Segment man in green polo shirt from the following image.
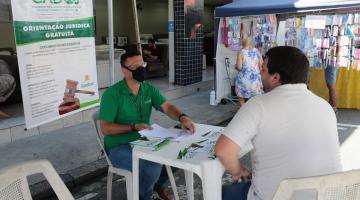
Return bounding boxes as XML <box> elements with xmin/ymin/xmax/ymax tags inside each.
<box><xmin>99</xmin><ymin>50</ymin><xmax>195</xmax><ymax>200</ymax></box>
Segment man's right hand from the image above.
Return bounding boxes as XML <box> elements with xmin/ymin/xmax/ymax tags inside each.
<box><xmin>134</xmin><ymin>123</ymin><xmax>152</xmax><ymax>131</ymax></box>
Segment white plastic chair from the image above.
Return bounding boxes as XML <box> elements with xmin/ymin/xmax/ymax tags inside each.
<box><xmin>92</xmin><ymin>110</ymin><xmax>179</xmax><ymax>200</ymax></box>
<box><xmin>92</xmin><ymin>111</ymin><xmax>133</xmax><ymax>200</ymax></box>
<box><xmin>0</xmin><ymin>159</ymin><xmax>74</xmax><ymax>200</ymax></box>
<box><xmin>273</xmin><ymin>169</ymin><xmax>360</xmax><ymax>200</ymax></box>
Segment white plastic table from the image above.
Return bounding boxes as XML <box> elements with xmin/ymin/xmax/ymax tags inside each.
<box><xmin>132</xmin><ymin>124</ymin><xmax>226</xmax><ymax>200</ymax></box>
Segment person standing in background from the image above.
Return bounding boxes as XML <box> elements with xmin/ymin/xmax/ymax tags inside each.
<box><xmin>325</xmin><ymin>66</ymin><xmax>338</xmax><ymax>113</ymax></box>
<box><xmin>234</xmin><ymin>37</ymin><xmax>263</xmax><ymax>106</ymax></box>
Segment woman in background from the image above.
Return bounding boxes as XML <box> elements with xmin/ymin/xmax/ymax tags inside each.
<box><xmin>235</xmin><ymin>37</ymin><xmax>263</xmax><ymax>106</ymax></box>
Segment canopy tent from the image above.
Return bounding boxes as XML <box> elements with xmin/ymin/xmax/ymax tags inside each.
<box><xmin>215</xmin><ymin>0</ymin><xmax>360</xmax><ymax>17</ymax></box>
<box><xmin>214</xmin><ymin>0</ymin><xmax>360</xmax><ymax>109</ymax></box>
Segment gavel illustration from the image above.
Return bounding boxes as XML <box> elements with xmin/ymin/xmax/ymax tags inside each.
<box><xmin>62</xmin><ymin>79</ymin><xmax>95</xmax><ymax>103</ymax></box>
<box><xmin>59</xmin><ymin>79</ymin><xmax>95</xmax><ymax>115</ymax></box>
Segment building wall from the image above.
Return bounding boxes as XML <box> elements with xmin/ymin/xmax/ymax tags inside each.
<box><xmin>204</xmin><ymin>5</ymin><xmax>215</xmax><ymax>33</ymax></box>
<box><xmin>94</xmin><ymin>0</ymin><xmax>136</xmax><ymax>44</ymax></box>
<box><xmin>174</xmin><ymin>0</ymin><xmax>203</xmax><ymax>85</ymax></box>
<box><xmin>0</xmin><ymin>22</ymin><xmax>16</xmax><ymax>49</ymax></box>
<box><xmin>0</xmin><ymin>1</ymin><xmax>214</xmax><ymax>48</ymax></box>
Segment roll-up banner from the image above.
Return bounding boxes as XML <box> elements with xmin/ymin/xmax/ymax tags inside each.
<box><xmin>11</xmin><ymin>0</ymin><xmax>99</xmax><ymax>129</ymax></box>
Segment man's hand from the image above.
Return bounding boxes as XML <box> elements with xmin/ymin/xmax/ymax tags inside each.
<box><xmin>180</xmin><ymin>116</ymin><xmax>195</xmax><ymax>133</ymax></box>
<box><xmin>231</xmin><ymin>166</ymin><xmax>251</xmax><ymax>183</ymax></box>
<box><xmin>134</xmin><ymin>123</ymin><xmax>152</xmax><ymax>131</ymax></box>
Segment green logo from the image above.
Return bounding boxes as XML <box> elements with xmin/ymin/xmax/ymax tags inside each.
<box><xmin>32</xmin><ymin>0</ymin><xmax>79</xmax><ymax>4</ymax></box>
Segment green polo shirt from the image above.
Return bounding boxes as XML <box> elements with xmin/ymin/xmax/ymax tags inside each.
<box><xmin>99</xmin><ymin>79</ymin><xmax>166</xmax><ymax>151</ymax></box>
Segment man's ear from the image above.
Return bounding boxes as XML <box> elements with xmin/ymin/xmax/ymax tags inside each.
<box><xmin>121</xmin><ymin>67</ymin><xmax>127</xmax><ymax>75</ymax></box>
<box><xmin>272</xmin><ymin>73</ymin><xmax>281</xmax><ymax>85</ymax></box>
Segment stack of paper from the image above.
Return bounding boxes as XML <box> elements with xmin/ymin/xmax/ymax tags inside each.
<box><xmin>139</xmin><ymin>124</ymin><xmax>192</xmax><ymax>141</ymax></box>
<box><xmin>130</xmin><ymin>137</ymin><xmax>170</xmax><ymax>151</ymax></box>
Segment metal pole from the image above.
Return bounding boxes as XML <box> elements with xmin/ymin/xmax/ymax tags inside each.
<box><xmin>168</xmin><ymin>0</ymin><xmax>175</xmax><ymax>83</ymax></box>
<box><xmin>107</xmin><ymin>0</ymin><xmax>114</xmax><ymax>85</ymax></box>
<box><xmin>132</xmin><ymin>0</ymin><xmax>142</xmax><ymax>53</ymax></box>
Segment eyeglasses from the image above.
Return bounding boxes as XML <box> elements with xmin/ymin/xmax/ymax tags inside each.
<box><xmin>124</xmin><ymin>62</ymin><xmax>147</xmax><ymax>70</ymax></box>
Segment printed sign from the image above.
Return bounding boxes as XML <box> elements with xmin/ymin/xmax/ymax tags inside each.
<box><xmin>11</xmin><ymin>0</ymin><xmax>99</xmax><ymax>128</ymax></box>
<box><xmin>168</xmin><ymin>21</ymin><xmax>174</xmax><ymax>32</ymax></box>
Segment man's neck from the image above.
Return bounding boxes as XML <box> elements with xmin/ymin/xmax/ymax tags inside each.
<box><xmin>125</xmin><ymin>78</ymin><xmax>140</xmax><ymax>95</ymax></box>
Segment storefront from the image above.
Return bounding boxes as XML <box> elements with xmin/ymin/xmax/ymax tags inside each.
<box><xmin>214</xmin><ymin>0</ymin><xmax>360</xmax><ymax>109</ymax></box>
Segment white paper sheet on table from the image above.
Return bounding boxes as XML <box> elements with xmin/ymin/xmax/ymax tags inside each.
<box><xmin>139</xmin><ymin>124</ymin><xmax>192</xmax><ymax>141</ymax></box>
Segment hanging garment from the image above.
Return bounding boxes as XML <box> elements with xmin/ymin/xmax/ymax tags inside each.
<box><xmin>329</xmin><ymin>36</ymin><xmax>337</xmax><ymax>47</ymax></box>
<box><xmin>353</xmin><ymin>48</ymin><xmax>360</xmax><ymax>59</ymax></box>
<box><xmin>354</xmin><ymin>13</ymin><xmax>360</xmax><ymax>24</ymax></box>
<box><xmin>326</xmin><ymin>15</ymin><xmax>333</xmax><ymax>26</ymax></box>
<box><xmin>339</xmin><ymin>25</ymin><xmax>346</xmax><ymax>36</ymax></box>
<box><xmin>338</xmin><ymin>36</ymin><xmax>350</xmax><ymax>46</ymax></box>
<box><xmin>332</xmin><ymin>25</ymin><xmax>339</xmax><ymax>36</ymax></box>
<box><xmin>329</xmin><ymin>47</ymin><xmax>337</xmax><ymax>57</ymax></box>
<box><xmin>222</xmin><ymin>17</ymin><xmax>229</xmax><ymax>48</ymax></box>
<box><xmin>338</xmin><ymin>57</ymin><xmax>350</xmax><ymax>68</ymax></box>
<box><xmin>346</xmin><ymin>25</ymin><xmax>354</xmax><ymax>36</ymax></box>
<box><xmin>315</xmin><ymin>38</ymin><xmax>322</xmax><ymax>48</ymax></box>
<box><xmin>354</xmin><ymin>37</ymin><xmax>360</xmax><ymax>47</ymax></box>
<box><xmin>324</xmin><ymin>25</ymin><xmax>331</xmax><ymax>37</ymax></box>
<box><xmin>321</xmin><ymin>38</ymin><xmax>330</xmax><ymax>49</ymax></box>
<box><xmin>353</xmin><ymin>25</ymin><xmax>360</xmax><ymax>36</ymax></box>
<box><xmin>332</xmin><ymin>15</ymin><xmax>342</xmax><ymax>25</ymax></box>
<box><xmin>338</xmin><ymin>46</ymin><xmax>350</xmax><ymax>57</ymax></box>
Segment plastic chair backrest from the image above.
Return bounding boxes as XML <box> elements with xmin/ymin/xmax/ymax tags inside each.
<box><xmin>273</xmin><ymin>169</ymin><xmax>360</xmax><ymax>200</ymax></box>
<box><xmin>92</xmin><ymin>110</ymin><xmax>113</xmax><ymax>167</ymax></box>
<box><xmin>0</xmin><ymin>159</ymin><xmax>74</xmax><ymax>200</ymax></box>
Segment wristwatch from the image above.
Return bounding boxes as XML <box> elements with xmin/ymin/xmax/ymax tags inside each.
<box><xmin>178</xmin><ymin>113</ymin><xmax>188</xmax><ymax>122</ymax></box>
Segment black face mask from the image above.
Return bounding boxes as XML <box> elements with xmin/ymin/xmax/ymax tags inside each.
<box><xmin>125</xmin><ymin>67</ymin><xmax>145</xmax><ymax>82</ymax></box>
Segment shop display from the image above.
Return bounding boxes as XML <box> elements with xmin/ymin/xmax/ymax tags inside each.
<box><xmin>284</xmin><ymin>13</ymin><xmax>360</xmax><ymax>71</ymax></box>
<box><xmin>221</xmin><ymin>15</ymin><xmax>277</xmax><ymax>54</ymax></box>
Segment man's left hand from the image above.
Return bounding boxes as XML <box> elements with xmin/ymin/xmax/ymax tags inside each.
<box><xmin>180</xmin><ymin>116</ymin><xmax>195</xmax><ymax>133</ymax></box>
<box><xmin>231</xmin><ymin>166</ymin><xmax>251</xmax><ymax>183</ymax></box>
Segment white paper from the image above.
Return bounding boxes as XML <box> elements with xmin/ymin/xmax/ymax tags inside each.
<box><xmin>305</xmin><ymin>15</ymin><xmax>326</xmax><ymax>29</ymax></box>
<box><xmin>139</xmin><ymin>124</ymin><xmax>192</xmax><ymax>140</ymax></box>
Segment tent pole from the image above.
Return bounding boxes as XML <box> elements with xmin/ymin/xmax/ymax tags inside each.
<box><xmin>132</xmin><ymin>0</ymin><xmax>142</xmax><ymax>53</ymax></box>
<box><xmin>107</xmin><ymin>0</ymin><xmax>114</xmax><ymax>85</ymax></box>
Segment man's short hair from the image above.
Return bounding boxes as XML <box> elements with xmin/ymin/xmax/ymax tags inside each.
<box><xmin>265</xmin><ymin>46</ymin><xmax>309</xmax><ymax>84</ymax></box>
<box><xmin>148</xmin><ymin>38</ymin><xmax>156</xmax><ymax>44</ymax></box>
<box><xmin>120</xmin><ymin>50</ymin><xmax>141</xmax><ymax>67</ymax></box>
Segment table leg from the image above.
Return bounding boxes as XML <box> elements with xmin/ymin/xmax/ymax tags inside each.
<box><xmin>200</xmin><ymin>161</ymin><xmax>224</xmax><ymax>200</ymax></box>
<box><xmin>184</xmin><ymin>170</ymin><xmax>194</xmax><ymax>200</ymax></box>
<box><xmin>165</xmin><ymin>165</ymin><xmax>179</xmax><ymax>200</ymax></box>
<box><xmin>132</xmin><ymin>153</ymin><xmax>140</xmax><ymax>200</ymax></box>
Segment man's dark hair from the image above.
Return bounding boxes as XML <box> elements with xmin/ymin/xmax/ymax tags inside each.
<box><xmin>120</xmin><ymin>50</ymin><xmax>141</xmax><ymax>67</ymax></box>
<box><xmin>148</xmin><ymin>38</ymin><xmax>156</xmax><ymax>44</ymax></box>
<box><xmin>265</xmin><ymin>46</ymin><xmax>309</xmax><ymax>84</ymax></box>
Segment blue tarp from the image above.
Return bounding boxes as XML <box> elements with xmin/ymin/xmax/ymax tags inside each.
<box><xmin>215</xmin><ymin>0</ymin><xmax>360</xmax><ymax>17</ymax></box>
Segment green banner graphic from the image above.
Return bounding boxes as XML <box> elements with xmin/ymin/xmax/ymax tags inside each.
<box><xmin>14</xmin><ymin>17</ymin><xmax>95</xmax><ymax>45</ymax></box>
<box><xmin>80</xmin><ymin>99</ymin><xmax>99</xmax><ymax>108</ymax></box>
